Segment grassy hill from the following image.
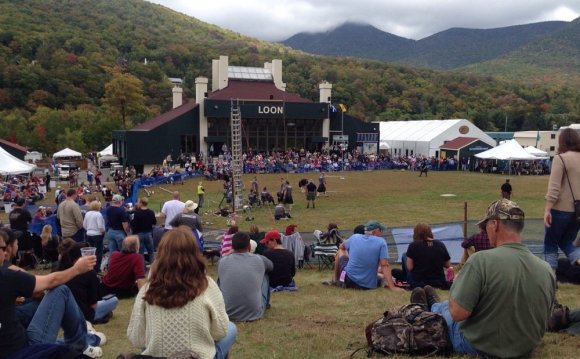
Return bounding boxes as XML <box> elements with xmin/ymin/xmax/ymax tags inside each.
<box><xmin>0</xmin><ymin>0</ymin><xmax>578</xmax><ymax>155</ymax></box>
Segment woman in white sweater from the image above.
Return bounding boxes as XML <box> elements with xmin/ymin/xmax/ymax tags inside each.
<box><xmin>83</xmin><ymin>200</ymin><xmax>106</xmax><ymax>272</ymax></box>
<box><xmin>127</xmin><ymin>227</ymin><xmax>236</xmax><ymax>359</ymax></box>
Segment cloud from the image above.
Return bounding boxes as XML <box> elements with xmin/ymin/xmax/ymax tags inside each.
<box><xmin>149</xmin><ymin>0</ymin><xmax>580</xmax><ymax>41</ymax></box>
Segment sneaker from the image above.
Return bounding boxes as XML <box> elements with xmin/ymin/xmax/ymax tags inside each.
<box><xmin>410</xmin><ymin>287</ymin><xmax>428</xmax><ymax>307</ymax></box>
<box><xmin>91</xmin><ymin>331</ymin><xmax>107</xmax><ymax>346</ymax></box>
<box><xmin>424</xmin><ymin>285</ymin><xmax>441</xmax><ymax>309</ymax></box>
<box><xmin>83</xmin><ymin>345</ymin><xmax>102</xmax><ymax>358</ymax></box>
<box><xmin>85</xmin><ymin>320</ymin><xmax>95</xmax><ymax>333</ymax></box>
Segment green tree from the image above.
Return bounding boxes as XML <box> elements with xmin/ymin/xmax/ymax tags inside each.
<box><xmin>102</xmin><ymin>71</ymin><xmax>145</xmax><ymax>129</ymax></box>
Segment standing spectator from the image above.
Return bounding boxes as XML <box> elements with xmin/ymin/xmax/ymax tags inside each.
<box><xmin>128</xmin><ymin>227</ymin><xmax>236</xmax><ymax>358</ymax></box>
<box><xmin>102</xmin><ymin>236</ymin><xmax>145</xmax><ymax>298</ymax></box>
<box><xmin>218</xmin><ymin>232</ymin><xmax>273</xmax><ymax>321</ymax></box>
<box><xmin>131</xmin><ymin>197</ymin><xmax>157</xmax><ymax>267</ymax></box>
<box><xmin>160</xmin><ymin>191</ymin><xmax>185</xmax><ymax>230</ymax></box>
<box><xmin>544</xmin><ymin>128</ymin><xmax>580</xmax><ymax>269</ymax></box>
<box><xmin>262</xmin><ymin>230</ymin><xmax>296</xmax><ymax>288</ymax></box>
<box><xmin>57</xmin><ymin>189</ymin><xmax>85</xmax><ymax>242</ymax></box>
<box><xmin>170</xmin><ymin>200</ymin><xmax>203</xmax><ymax>233</ymax></box>
<box><xmin>45</xmin><ymin>171</ymin><xmax>51</xmax><ymax>193</ymax></box>
<box><xmin>83</xmin><ymin>200</ymin><xmax>106</xmax><ymax>272</ymax></box>
<box><xmin>105</xmin><ymin>194</ymin><xmax>129</xmax><ymax>253</ymax></box>
<box><xmin>501</xmin><ymin>179</ymin><xmax>512</xmax><ymax>199</ymax></box>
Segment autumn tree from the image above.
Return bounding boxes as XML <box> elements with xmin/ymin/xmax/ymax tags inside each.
<box><xmin>102</xmin><ymin>71</ymin><xmax>145</xmax><ymax>129</ymax></box>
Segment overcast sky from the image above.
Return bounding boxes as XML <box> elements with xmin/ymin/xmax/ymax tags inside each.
<box><xmin>148</xmin><ymin>0</ymin><xmax>579</xmax><ymax>41</ymax></box>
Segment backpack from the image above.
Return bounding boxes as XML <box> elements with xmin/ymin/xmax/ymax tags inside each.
<box><xmin>360</xmin><ymin>303</ymin><xmax>451</xmax><ymax>357</ymax></box>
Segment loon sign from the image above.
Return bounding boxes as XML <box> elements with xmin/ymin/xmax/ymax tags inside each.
<box><xmin>242</xmin><ymin>104</ymin><xmax>285</xmax><ymax>118</ymax></box>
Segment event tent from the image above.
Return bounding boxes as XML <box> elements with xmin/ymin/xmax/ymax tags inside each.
<box><xmin>524</xmin><ymin>146</ymin><xmax>549</xmax><ymax>159</ymax></box>
<box><xmin>52</xmin><ymin>147</ymin><xmax>82</xmax><ymax>159</ymax></box>
<box><xmin>475</xmin><ymin>139</ymin><xmax>537</xmax><ymax>161</ymax></box>
<box><xmin>99</xmin><ymin>144</ymin><xmax>113</xmax><ymax>156</ymax></box>
<box><xmin>0</xmin><ymin>146</ymin><xmax>36</xmax><ymax>175</ymax></box>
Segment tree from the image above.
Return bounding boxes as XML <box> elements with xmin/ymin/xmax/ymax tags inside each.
<box><xmin>102</xmin><ymin>72</ymin><xmax>145</xmax><ymax>129</ymax></box>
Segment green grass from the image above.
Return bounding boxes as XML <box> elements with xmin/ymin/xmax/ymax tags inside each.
<box><xmin>3</xmin><ymin>170</ymin><xmax>579</xmax><ymax>358</ymax></box>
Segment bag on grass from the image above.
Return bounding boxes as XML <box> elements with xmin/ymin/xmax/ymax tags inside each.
<box><xmin>360</xmin><ymin>303</ymin><xmax>451</xmax><ymax>357</ymax></box>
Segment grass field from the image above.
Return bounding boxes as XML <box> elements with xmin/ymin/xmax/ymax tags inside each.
<box><xmin>3</xmin><ymin>170</ymin><xmax>580</xmax><ymax>358</ymax></box>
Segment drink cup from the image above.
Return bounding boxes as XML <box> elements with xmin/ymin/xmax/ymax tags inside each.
<box><xmin>81</xmin><ymin>247</ymin><xmax>97</xmax><ymax>257</ymax></box>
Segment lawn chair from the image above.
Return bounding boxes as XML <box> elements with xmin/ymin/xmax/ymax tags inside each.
<box><xmin>312</xmin><ymin>229</ymin><xmax>341</xmax><ymax>270</ymax></box>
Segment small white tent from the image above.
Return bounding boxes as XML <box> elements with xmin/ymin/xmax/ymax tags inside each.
<box><xmin>53</xmin><ymin>147</ymin><xmax>82</xmax><ymax>159</ymax></box>
<box><xmin>0</xmin><ymin>146</ymin><xmax>36</xmax><ymax>175</ymax></box>
<box><xmin>475</xmin><ymin>140</ymin><xmax>537</xmax><ymax>161</ymax></box>
<box><xmin>524</xmin><ymin>146</ymin><xmax>549</xmax><ymax>159</ymax></box>
<box><xmin>99</xmin><ymin>144</ymin><xmax>113</xmax><ymax>156</ymax></box>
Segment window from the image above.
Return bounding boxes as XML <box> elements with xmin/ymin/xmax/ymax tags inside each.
<box><xmin>551</xmin><ymin>134</ymin><xmax>556</xmax><ymax>139</ymax></box>
<box><xmin>550</xmin><ymin>146</ymin><xmax>555</xmax><ymax>151</ymax></box>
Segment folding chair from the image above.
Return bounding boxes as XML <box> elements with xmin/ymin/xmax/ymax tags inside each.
<box><xmin>312</xmin><ymin>229</ymin><xmax>339</xmax><ymax>270</ymax></box>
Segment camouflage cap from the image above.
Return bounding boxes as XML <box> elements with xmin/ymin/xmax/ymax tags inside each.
<box><xmin>477</xmin><ymin>198</ymin><xmax>525</xmax><ymax>225</ymax></box>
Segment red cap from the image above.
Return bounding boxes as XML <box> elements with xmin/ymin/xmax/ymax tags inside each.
<box><xmin>285</xmin><ymin>224</ymin><xmax>298</xmax><ymax>235</ymax></box>
<box><xmin>260</xmin><ymin>230</ymin><xmax>281</xmax><ymax>244</ymax></box>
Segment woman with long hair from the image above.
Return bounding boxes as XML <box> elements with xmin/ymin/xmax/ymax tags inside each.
<box><xmin>544</xmin><ymin>128</ymin><xmax>580</xmax><ymax>270</ymax></box>
<box><xmin>404</xmin><ymin>223</ymin><xmax>451</xmax><ymax>289</ymax></box>
<box><xmin>127</xmin><ymin>227</ymin><xmax>236</xmax><ymax>358</ymax></box>
<box><xmin>39</xmin><ymin>224</ymin><xmax>59</xmax><ymax>268</ymax></box>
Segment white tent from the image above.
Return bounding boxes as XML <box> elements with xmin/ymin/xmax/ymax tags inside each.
<box><xmin>99</xmin><ymin>144</ymin><xmax>113</xmax><ymax>156</ymax></box>
<box><xmin>53</xmin><ymin>147</ymin><xmax>82</xmax><ymax>159</ymax></box>
<box><xmin>379</xmin><ymin>141</ymin><xmax>391</xmax><ymax>150</ymax></box>
<box><xmin>475</xmin><ymin>140</ymin><xmax>537</xmax><ymax>161</ymax></box>
<box><xmin>0</xmin><ymin>146</ymin><xmax>36</xmax><ymax>175</ymax></box>
<box><xmin>524</xmin><ymin>146</ymin><xmax>549</xmax><ymax>158</ymax></box>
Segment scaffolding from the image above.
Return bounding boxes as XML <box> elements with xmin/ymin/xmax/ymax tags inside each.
<box><xmin>230</xmin><ymin>99</ymin><xmax>244</xmax><ymax>212</ymax></box>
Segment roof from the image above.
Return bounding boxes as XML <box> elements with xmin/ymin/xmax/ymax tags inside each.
<box><xmin>440</xmin><ymin>137</ymin><xmax>479</xmax><ymax>150</ymax></box>
<box><xmin>208</xmin><ymin>80</ymin><xmax>311</xmax><ymax>103</ymax></box>
<box><xmin>132</xmin><ymin>101</ymin><xmax>197</xmax><ymax>131</ymax></box>
<box><xmin>378</xmin><ymin>120</ymin><xmax>463</xmax><ymax>142</ymax></box>
<box><xmin>0</xmin><ymin>139</ymin><xmax>28</xmax><ymax>153</ymax></box>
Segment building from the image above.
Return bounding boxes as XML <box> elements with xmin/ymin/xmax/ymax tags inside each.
<box><xmin>377</xmin><ymin>120</ymin><xmax>495</xmax><ymax>158</ymax></box>
<box><xmin>439</xmin><ymin>137</ymin><xmax>494</xmax><ymax>169</ymax></box>
<box><xmin>0</xmin><ymin>139</ymin><xmax>27</xmax><ymax>160</ymax></box>
<box><xmin>513</xmin><ymin>130</ymin><xmax>558</xmax><ymax>158</ymax></box>
<box><xmin>113</xmin><ymin>56</ymin><xmax>376</xmax><ymax>171</ymax></box>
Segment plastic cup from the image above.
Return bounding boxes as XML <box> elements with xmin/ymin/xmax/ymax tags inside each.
<box><xmin>81</xmin><ymin>247</ymin><xmax>96</xmax><ymax>257</ymax></box>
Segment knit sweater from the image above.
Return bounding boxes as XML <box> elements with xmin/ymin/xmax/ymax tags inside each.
<box><xmin>56</xmin><ymin>199</ymin><xmax>83</xmax><ymax>237</ymax></box>
<box><xmin>127</xmin><ymin>277</ymin><xmax>229</xmax><ymax>359</ymax></box>
<box><xmin>546</xmin><ymin>151</ymin><xmax>580</xmax><ymax>212</ymax></box>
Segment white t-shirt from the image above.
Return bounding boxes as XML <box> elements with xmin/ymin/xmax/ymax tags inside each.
<box><xmin>161</xmin><ymin>200</ymin><xmax>185</xmax><ymax>229</ymax></box>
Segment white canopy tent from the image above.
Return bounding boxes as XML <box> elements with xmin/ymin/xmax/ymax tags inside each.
<box><xmin>99</xmin><ymin>144</ymin><xmax>113</xmax><ymax>156</ymax></box>
<box><xmin>0</xmin><ymin>146</ymin><xmax>36</xmax><ymax>175</ymax></box>
<box><xmin>52</xmin><ymin>147</ymin><xmax>82</xmax><ymax>159</ymax></box>
<box><xmin>524</xmin><ymin>146</ymin><xmax>549</xmax><ymax>159</ymax></box>
<box><xmin>475</xmin><ymin>140</ymin><xmax>537</xmax><ymax>161</ymax></box>
<box><xmin>379</xmin><ymin>141</ymin><xmax>391</xmax><ymax>150</ymax></box>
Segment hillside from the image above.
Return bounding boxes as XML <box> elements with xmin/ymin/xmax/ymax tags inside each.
<box><xmin>281</xmin><ymin>21</ymin><xmax>569</xmax><ymax>70</ymax></box>
<box><xmin>0</xmin><ymin>0</ymin><xmax>579</xmax><ymax>155</ymax></box>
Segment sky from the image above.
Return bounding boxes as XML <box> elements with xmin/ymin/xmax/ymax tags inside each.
<box><xmin>148</xmin><ymin>0</ymin><xmax>580</xmax><ymax>41</ymax></box>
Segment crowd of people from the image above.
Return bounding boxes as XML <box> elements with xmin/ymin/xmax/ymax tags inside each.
<box><xmin>0</xmin><ymin>129</ymin><xmax>578</xmax><ymax>358</ymax></box>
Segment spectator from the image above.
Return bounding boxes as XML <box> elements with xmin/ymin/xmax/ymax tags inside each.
<box><xmin>218</xmin><ymin>231</ymin><xmax>273</xmax><ymax>321</ymax></box>
<box><xmin>160</xmin><ymin>191</ymin><xmax>185</xmax><ymax>230</ymax></box>
<box><xmin>105</xmin><ymin>194</ymin><xmax>129</xmax><ymax>253</ymax></box>
<box><xmin>220</xmin><ymin>225</ymin><xmax>238</xmax><ymax>257</ymax></box>
<box><xmin>131</xmin><ymin>197</ymin><xmax>157</xmax><ymax>267</ymax></box>
<box><xmin>83</xmin><ymin>200</ymin><xmax>106</xmax><ymax>272</ymax></box>
<box><xmin>261</xmin><ymin>230</ymin><xmax>296</xmax><ymax>288</ymax></box>
<box><xmin>127</xmin><ymin>227</ymin><xmax>236</xmax><ymax>358</ymax></box>
<box><xmin>460</xmin><ymin>222</ymin><xmax>491</xmax><ymax>265</ymax></box>
<box><xmin>169</xmin><ymin>200</ymin><xmax>203</xmax><ymax>233</ymax></box>
<box><xmin>102</xmin><ymin>236</ymin><xmax>145</xmax><ymax>298</ymax></box>
<box><xmin>57</xmin><ymin>189</ymin><xmax>84</xmax><ymax>242</ymax></box>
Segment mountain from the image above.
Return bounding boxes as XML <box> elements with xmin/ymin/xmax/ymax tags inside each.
<box><xmin>0</xmin><ymin>0</ymin><xmax>578</xmax><ymax>155</ymax></box>
<box><xmin>281</xmin><ymin>21</ymin><xmax>571</xmax><ymax>70</ymax></box>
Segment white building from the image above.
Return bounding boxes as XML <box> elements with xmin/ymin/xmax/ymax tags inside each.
<box><xmin>377</xmin><ymin>119</ymin><xmax>495</xmax><ymax>158</ymax></box>
<box><xmin>513</xmin><ymin>130</ymin><xmax>558</xmax><ymax>158</ymax></box>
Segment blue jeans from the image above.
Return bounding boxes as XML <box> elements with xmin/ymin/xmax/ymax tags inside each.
<box><xmin>86</xmin><ymin>234</ymin><xmax>104</xmax><ymax>272</ymax></box>
<box><xmin>94</xmin><ymin>295</ymin><xmax>119</xmax><ymax>322</ymax></box>
<box><xmin>71</xmin><ymin>228</ymin><xmax>86</xmax><ymax>243</ymax></box>
<box><xmin>262</xmin><ymin>275</ymin><xmax>271</xmax><ymax>309</ymax></box>
<box><xmin>26</xmin><ymin>285</ymin><xmax>89</xmax><ymax>353</ymax></box>
<box><xmin>137</xmin><ymin>232</ymin><xmax>155</xmax><ymax>266</ymax></box>
<box><xmin>214</xmin><ymin>321</ymin><xmax>237</xmax><ymax>359</ymax></box>
<box><xmin>431</xmin><ymin>301</ymin><xmax>483</xmax><ymax>356</ymax></box>
<box><xmin>107</xmin><ymin>229</ymin><xmax>126</xmax><ymax>253</ymax></box>
<box><xmin>544</xmin><ymin>209</ymin><xmax>580</xmax><ymax>269</ymax></box>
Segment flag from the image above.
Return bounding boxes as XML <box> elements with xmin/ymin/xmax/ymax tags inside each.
<box><xmin>329</xmin><ymin>104</ymin><xmax>337</xmax><ymax>113</ymax></box>
<box><xmin>338</xmin><ymin>104</ymin><xmax>347</xmax><ymax>112</ymax></box>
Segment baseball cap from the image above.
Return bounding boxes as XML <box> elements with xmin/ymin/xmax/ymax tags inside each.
<box><xmin>364</xmin><ymin>220</ymin><xmax>387</xmax><ymax>232</ymax></box>
<box><xmin>260</xmin><ymin>230</ymin><xmax>281</xmax><ymax>244</ymax></box>
<box><xmin>112</xmin><ymin>194</ymin><xmax>124</xmax><ymax>202</ymax></box>
<box><xmin>477</xmin><ymin>199</ymin><xmax>525</xmax><ymax>225</ymax></box>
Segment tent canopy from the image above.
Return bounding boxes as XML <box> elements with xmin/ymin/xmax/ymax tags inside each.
<box><xmin>0</xmin><ymin>146</ymin><xmax>36</xmax><ymax>175</ymax></box>
<box><xmin>524</xmin><ymin>146</ymin><xmax>549</xmax><ymax>158</ymax></box>
<box><xmin>475</xmin><ymin>140</ymin><xmax>537</xmax><ymax>160</ymax></box>
<box><xmin>379</xmin><ymin>141</ymin><xmax>391</xmax><ymax>150</ymax></box>
<box><xmin>53</xmin><ymin>147</ymin><xmax>82</xmax><ymax>159</ymax></box>
<box><xmin>99</xmin><ymin>144</ymin><xmax>113</xmax><ymax>156</ymax></box>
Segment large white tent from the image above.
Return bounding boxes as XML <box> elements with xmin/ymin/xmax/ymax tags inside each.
<box><xmin>377</xmin><ymin>119</ymin><xmax>495</xmax><ymax>158</ymax></box>
<box><xmin>475</xmin><ymin>140</ymin><xmax>537</xmax><ymax>161</ymax></box>
<box><xmin>52</xmin><ymin>147</ymin><xmax>82</xmax><ymax>159</ymax></box>
<box><xmin>0</xmin><ymin>146</ymin><xmax>36</xmax><ymax>175</ymax></box>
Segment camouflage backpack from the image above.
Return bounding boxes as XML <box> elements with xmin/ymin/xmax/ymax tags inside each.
<box><xmin>363</xmin><ymin>303</ymin><xmax>451</xmax><ymax>357</ymax></box>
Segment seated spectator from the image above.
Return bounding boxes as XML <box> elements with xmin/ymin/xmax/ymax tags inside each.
<box><xmin>127</xmin><ymin>227</ymin><xmax>236</xmax><ymax>358</ymax></box>
<box><xmin>218</xmin><ymin>232</ymin><xmax>273</xmax><ymax>321</ymax></box>
<box><xmin>58</xmin><ymin>240</ymin><xmax>119</xmax><ymax>324</ymax></box>
<box><xmin>402</xmin><ymin>223</ymin><xmax>451</xmax><ymax>289</ymax></box>
<box><xmin>273</xmin><ymin>203</ymin><xmax>291</xmax><ymax>220</ymax></box>
<box><xmin>169</xmin><ymin>200</ymin><xmax>203</xmax><ymax>233</ymax></box>
<box><xmin>102</xmin><ymin>236</ymin><xmax>145</xmax><ymax>298</ymax></box>
<box><xmin>220</xmin><ymin>225</ymin><xmax>238</xmax><ymax>257</ymax></box>
<box><xmin>460</xmin><ymin>222</ymin><xmax>491</xmax><ymax>265</ymax></box>
<box><xmin>39</xmin><ymin>224</ymin><xmax>59</xmax><ymax>268</ymax></box>
<box><xmin>261</xmin><ymin>231</ymin><xmax>296</xmax><ymax>288</ymax></box>
<box><xmin>249</xmin><ymin>224</ymin><xmax>266</xmax><ymax>255</ymax></box>
<box><xmin>0</xmin><ymin>232</ymin><xmax>104</xmax><ymax>358</ymax></box>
